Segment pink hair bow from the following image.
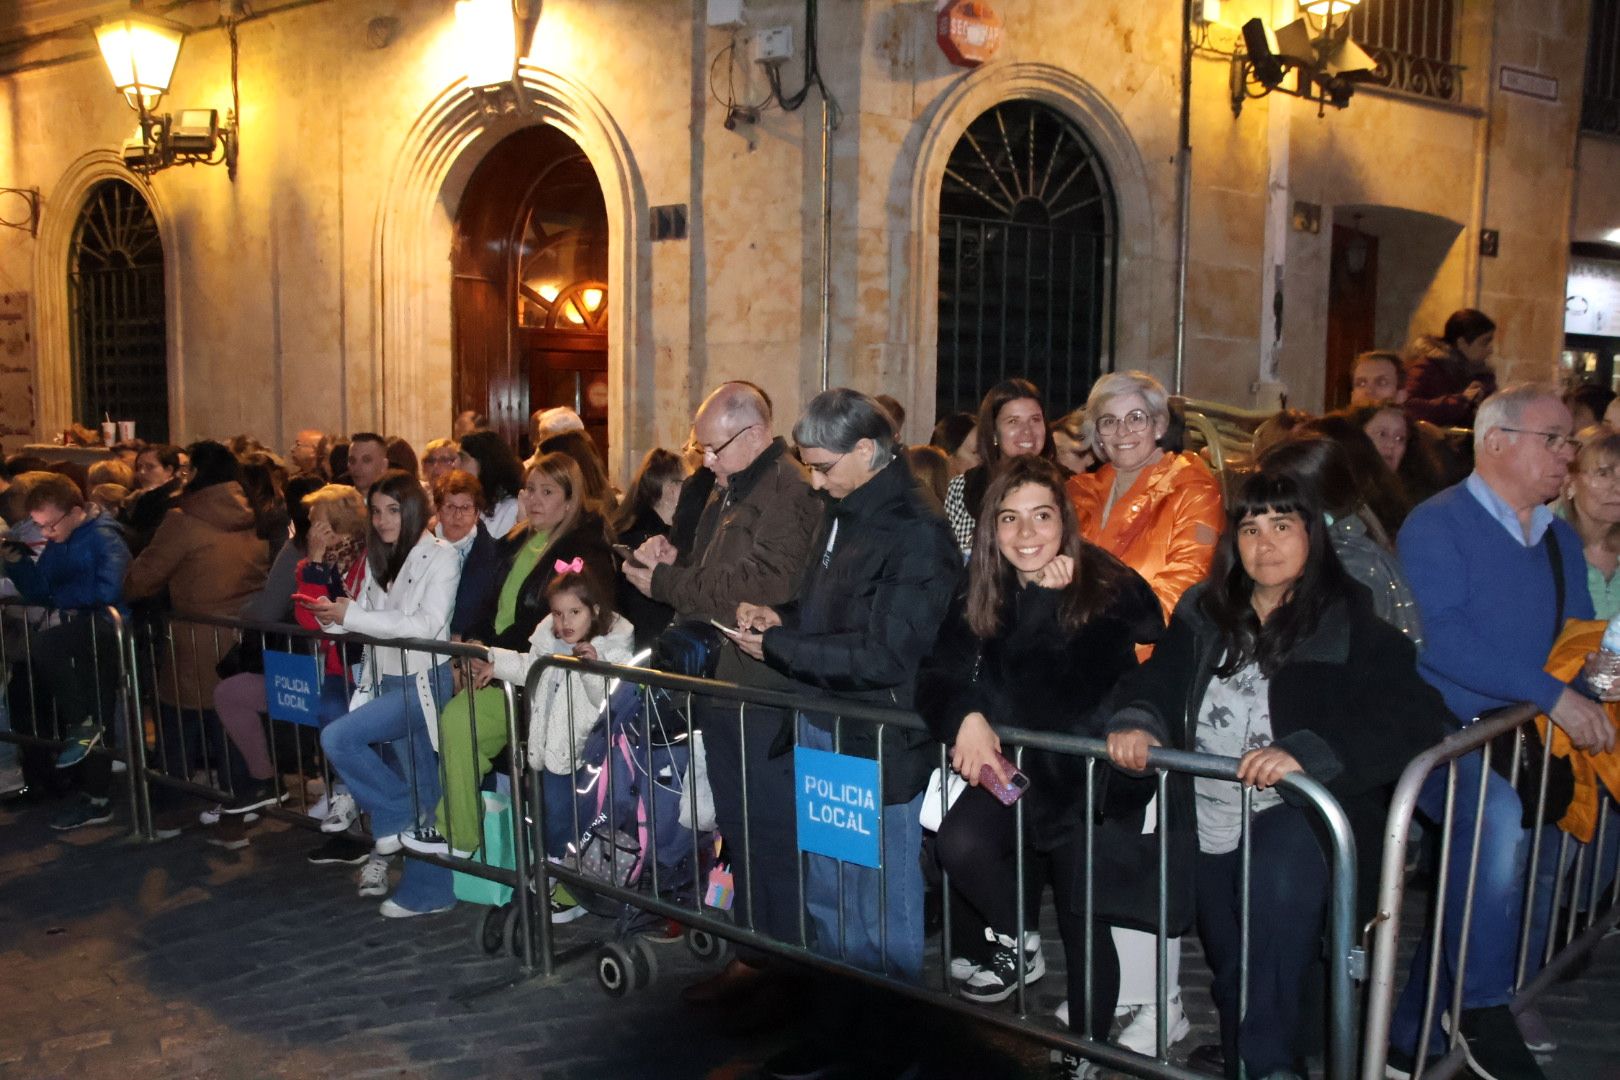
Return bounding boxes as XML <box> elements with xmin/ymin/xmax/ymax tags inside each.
<box><xmin>554</xmin><ymin>557</ymin><xmax>585</xmax><ymax>575</ymax></box>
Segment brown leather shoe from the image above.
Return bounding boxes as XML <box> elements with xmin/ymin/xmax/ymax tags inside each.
<box><xmin>680</xmin><ymin>957</ymin><xmax>768</xmax><ymax>1006</ymax></box>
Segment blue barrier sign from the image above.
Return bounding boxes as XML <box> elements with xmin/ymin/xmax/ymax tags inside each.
<box><xmin>264</xmin><ymin>650</ymin><xmax>323</xmax><ymax>727</ymax></box>
<box><xmin>794</xmin><ymin>747</ymin><xmax>882</xmax><ymax>869</ymax></box>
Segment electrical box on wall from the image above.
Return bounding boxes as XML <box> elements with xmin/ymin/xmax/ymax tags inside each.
<box><xmin>754</xmin><ymin>25</ymin><xmax>793</xmax><ymax>64</ymax></box>
<box><xmin>707</xmin><ymin>0</ymin><xmax>745</xmax><ymax>28</ymax></box>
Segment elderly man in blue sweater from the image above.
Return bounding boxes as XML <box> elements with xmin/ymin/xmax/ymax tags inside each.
<box><xmin>1390</xmin><ymin>383</ymin><xmax>1615</xmax><ymax>1080</ymax></box>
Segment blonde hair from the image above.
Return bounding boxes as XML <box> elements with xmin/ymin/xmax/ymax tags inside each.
<box><xmin>88</xmin><ymin>459</ymin><xmax>135</xmax><ymax>489</ymax></box>
<box><xmin>302</xmin><ymin>484</ymin><xmax>367</xmax><ymax>540</ymax></box>
<box><xmin>524</xmin><ymin>452</ymin><xmax>587</xmax><ymax>541</ymax></box>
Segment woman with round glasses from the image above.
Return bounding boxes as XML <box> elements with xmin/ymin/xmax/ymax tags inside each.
<box><xmin>1064</xmin><ymin>369</ymin><xmax>1223</xmax><ymax>1055</ymax></box>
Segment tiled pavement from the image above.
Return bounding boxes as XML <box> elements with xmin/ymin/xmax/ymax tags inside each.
<box><xmin>1</xmin><ymin>791</ymin><xmax>1616</xmax><ymax>1080</ymax></box>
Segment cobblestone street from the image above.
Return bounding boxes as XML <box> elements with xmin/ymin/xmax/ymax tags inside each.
<box><xmin>1</xmin><ymin>791</ymin><xmax>1616</xmax><ymax>1080</ymax></box>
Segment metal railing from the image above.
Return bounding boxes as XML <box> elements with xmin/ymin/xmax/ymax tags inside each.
<box><xmin>124</xmin><ymin>611</ymin><xmax>539</xmax><ymax>971</ymax></box>
<box><xmin>1347</xmin><ymin>0</ymin><xmax>1464</xmax><ymax>105</ymax></box>
<box><xmin>522</xmin><ymin>654</ymin><xmax>1362</xmax><ymax>1080</ymax></box>
<box><xmin>0</xmin><ymin>597</ymin><xmax>143</xmax><ymax>834</ymax></box>
<box><xmin>1362</xmin><ymin>703</ymin><xmax>1620</xmax><ymax>1080</ymax></box>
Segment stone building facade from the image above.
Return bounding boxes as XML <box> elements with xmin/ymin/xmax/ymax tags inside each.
<box><xmin>0</xmin><ymin>0</ymin><xmax>1600</xmax><ymax>475</ymax></box>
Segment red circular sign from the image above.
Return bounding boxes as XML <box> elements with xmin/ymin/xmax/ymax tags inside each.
<box><xmin>937</xmin><ymin>1</ymin><xmax>1004</xmax><ymax>68</ymax></box>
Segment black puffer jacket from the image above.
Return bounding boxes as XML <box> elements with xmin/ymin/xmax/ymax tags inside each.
<box><xmin>760</xmin><ymin>456</ymin><xmax>962</xmax><ymax>803</ymax></box>
<box><xmin>916</xmin><ymin>545</ymin><xmax>1163</xmax><ymax>845</ymax></box>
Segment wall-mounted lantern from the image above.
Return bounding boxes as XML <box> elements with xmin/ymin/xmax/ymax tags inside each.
<box><xmin>1231</xmin><ymin>0</ymin><xmax>1375</xmax><ymax>117</ymax></box>
<box><xmin>95</xmin><ymin>9</ymin><xmax>239</xmax><ymax>179</ymax></box>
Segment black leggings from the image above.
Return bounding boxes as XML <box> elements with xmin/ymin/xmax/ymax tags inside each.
<box><xmin>935</xmin><ymin>784</ymin><xmax>1120</xmax><ymax>1037</ymax></box>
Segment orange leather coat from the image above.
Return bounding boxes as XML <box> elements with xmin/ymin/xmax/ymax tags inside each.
<box><xmin>1067</xmin><ymin>452</ymin><xmax>1224</xmax><ymax>655</ymax></box>
<box><xmin>1540</xmin><ymin>621</ymin><xmax>1620</xmax><ymax>843</ymax></box>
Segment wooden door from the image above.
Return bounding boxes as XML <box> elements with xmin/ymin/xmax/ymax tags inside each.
<box><xmin>1324</xmin><ymin>224</ymin><xmax>1380</xmax><ymax>411</ymax></box>
<box><xmin>524</xmin><ymin>329</ymin><xmax>608</xmax><ymax>462</ymax></box>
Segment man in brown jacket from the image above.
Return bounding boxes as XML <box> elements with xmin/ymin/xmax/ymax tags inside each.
<box><xmin>625</xmin><ymin>381</ymin><xmax>822</xmax><ymax>1003</ymax></box>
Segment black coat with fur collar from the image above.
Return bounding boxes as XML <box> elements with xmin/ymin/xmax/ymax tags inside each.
<box><xmin>1108</xmin><ymin>580</ymin><xmax>1450</xmax><ymax>911</ymax></box>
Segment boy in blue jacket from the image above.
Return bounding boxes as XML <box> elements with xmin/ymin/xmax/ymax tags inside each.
<box><xmin>1</xmin><ymin>472</ymin><xmax>132</xmax><ymax>829</ymax></box>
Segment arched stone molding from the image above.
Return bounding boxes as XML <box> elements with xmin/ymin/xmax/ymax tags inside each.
<box><xmin>890</xmin><ymin>62</ymin><xmax>1156</xmax><ymax>426</ymax></box>
<box><xmin>34</xmin><ymin>152</ymin><xmax>182</xmax><ymax>441</ymax></box>
<box><xmin>373</xmin><ymin>64</ymin><xmax>647</xmax><ymax>477</ymax></box>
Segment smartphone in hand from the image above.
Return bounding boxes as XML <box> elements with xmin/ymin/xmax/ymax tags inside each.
<box><xmin>980</xmin><ymin>753</ymin><xmax>1030</xmax><ymax>806</ymax></box>
<box><xmin>613</xmin><ymin>543</ymin><xmax>647</xmax><ymax>569</ymax></box>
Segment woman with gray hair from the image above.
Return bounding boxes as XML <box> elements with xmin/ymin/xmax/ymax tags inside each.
<box><xmin>1064</xmin><ymin>369</ymin><xmax>1222</xmax><ymax>1055</ymax></box>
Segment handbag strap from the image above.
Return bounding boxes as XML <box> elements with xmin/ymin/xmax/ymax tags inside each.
<box><xmin>1545</xmin><ymin>527</ymin><xmax>1566</xmax><ymax>649</ymax></box>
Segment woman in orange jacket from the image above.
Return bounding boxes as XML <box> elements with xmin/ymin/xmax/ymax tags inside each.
<box><xmin>1064</xmin><ymin>369</ymin><xmax>1224</xmax><ymax>1056</ymax></box>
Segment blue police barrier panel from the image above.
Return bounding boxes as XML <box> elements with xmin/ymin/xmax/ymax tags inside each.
<box><xmin>794</xmin><ymin>746</ymin><xmax>882</xmax><ymax>869</ymax></box>
<box><xmin>263</xmin><ymin>649</ymin><xmax>325</xmax><ymax>728</ymax></box>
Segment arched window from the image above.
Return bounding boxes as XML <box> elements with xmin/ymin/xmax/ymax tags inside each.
<box><xmin>69</xmin><ymin>180</ymin><xmax>168</xmax><ymax>442</ymax></box>
<box><xmin>937</xmin><ymin>100</ymin><xmax>1116</xmax><ymax>418</ymax></box>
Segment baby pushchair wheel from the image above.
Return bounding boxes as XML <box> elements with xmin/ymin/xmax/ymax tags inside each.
<box><xmin>477</xmin><ymin>904</ymin><xmax>509</xmax><ymax>956</ymax></box>
<box><xmin>685</xmin><ymin>926</ymin><xmax>730</xmax><ymax>964</ymax></box>
<box><xmin>633</xmin><ymin>935</ymin><xmax>660</xmax><ymax>988</ymax></box>
<box><xmin>596</xmin><ymin>941</ymin><xmax>636</xmax><ymax>997</ymax></box>
<box><xmin>504</xmin><ymin>901</ymin><xmax>525</xmax><ymax>958</ymax></box>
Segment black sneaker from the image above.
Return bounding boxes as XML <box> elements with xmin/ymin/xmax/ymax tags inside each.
<box><xmin>958</xmin><ymin>927</ymin><xmax>1044</xmax><ymax>1004</ymax></box>
<box><xmin>306</xmin><ymin>833</ymin><xmax>372</xmax><ymax>865</ymax></box>
<box><xmin>1457</xmin><ymin>1006</ymin><xmax>1548</xmax><ymax>1080</ymax></box>
<box><xmin>222</xmin><ymin>781</ymin><xmax>286</xmax><ymax>816</ymax></box>
<box><xmin>49</xmin><ymin>796</ymin><xmax>112</xmax><ymax>831</ymax></box>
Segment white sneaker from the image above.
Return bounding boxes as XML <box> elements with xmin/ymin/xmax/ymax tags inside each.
<box><xmin>372</xmin><ymin>832</ymin><xmax>405</xmax><ymax>856</ymax></box>
<box><xmin>320</xmin><ymin>792</ymin><xmax>357</xmax><ymax>833</ymax></box>
<box><xmin>308</xmin><ymin>792</ymin><xmax>330</xmax><ymax>820</ymax></box>
<box><xmin>949</xmin><ymin>956</ymin><xmax>981</xmax><ymax>982</ymax></box>
<box><xmin>1116</xmin><ymin>994</ymin><xmax>1191</xmax><ymax>1056</ymax></box>
<box><xmin>357</xmin><ymin>854</ymin><xmax>391</xmax><ymax>897</ymax></box>
<box><xmin>1048</xmin><ymin>1049</ymin><xmax>1099</xmax><ymax>1079</ymax></box>
<box><xmin>379</xmin><ymin>897</ymin><xmax>455</xmax><ymax>918</ymax></box>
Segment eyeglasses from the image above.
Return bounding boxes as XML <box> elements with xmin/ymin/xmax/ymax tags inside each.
<box><xmin>701</xmin><ymin>423</ymin><xmax>757</xmax><ymax>460</ymax></box>
<box><xmin>804</xmin><ymin>453</ymin><xmax>845</xmax><ymax>476</ymax></box>
<box><xmin>1095</xmin><ymin>409</ymin><xmax>1152</xmax><ymax>437</ymax></box>
<box><xmin>439</xmin><ymin>501</ymin><xmax>478</xmax><ymax>516</ymax></box>
<box><xmin>32</xmin><ymin>510</ymin><xmax>70</xmax><ymax>534</ymax></box>
<box><xmin>1498</xmin><ymin>427</ymin><xmax>1578</xmax><ymax>454</ymax></box>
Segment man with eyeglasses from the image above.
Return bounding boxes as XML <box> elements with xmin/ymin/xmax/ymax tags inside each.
<box><xmin>624</xmin><ymin>380</ymin><xmax>822</xmax><ymax>1007</ymax></box>
<box><xmin>1389</xmin><ymin>383</ymin><xmax>1617</xmax><ymax>1080</ymax></box>
<box><xmin>1</xmin><ymin>472</ymin><xmax>131</xmax><ymax>829</ymax></box>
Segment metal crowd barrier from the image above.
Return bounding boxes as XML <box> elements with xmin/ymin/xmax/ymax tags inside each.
<box><xmin>523</xmin><ymin>655</ymin><xmax>1362</xmax><ymax>1080</ymax></box>
<box><xmin>1361</xmin><ymin>703</ymin><xmax>1620</xmax><ymax>1080</ymax></box>
<box><xmin>125</xmin><ymin>611</ymin><xmax>539</xmax><ymax>971</ymax></box>
<box><xmin>0</xmin><ymin>597</ymin><xmax>143</xmax><ymax>835</ymax></box>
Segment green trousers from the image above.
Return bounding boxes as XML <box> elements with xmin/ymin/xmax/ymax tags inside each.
<box><xmin>434</xmin><ymin>686</ymin><xmax>512</xmax><ymax>853</ymax></box>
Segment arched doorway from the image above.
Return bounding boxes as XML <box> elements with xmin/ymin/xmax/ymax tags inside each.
<box><xmin>68</xmin><ymin>178</ymin><xmax>169</xmax><ymax>441</ymax></box>
<box><xmin>936</xmin><ymin>99</ymin><xmax>1116</xmax><ymax>419</ymax></box>
<box><xmin>452</xmin><ymin>125</ymin><xmax>609</xmax><ymax>459</ymax></box>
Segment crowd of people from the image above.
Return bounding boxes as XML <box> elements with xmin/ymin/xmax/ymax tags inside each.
<box><xmin>1</xmin><ymin>304</ymin><xmax>1617</xmax><ymax>1080</ymax></box>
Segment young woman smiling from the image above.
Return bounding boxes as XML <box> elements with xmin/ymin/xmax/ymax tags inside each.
<box><xmin>918</xmin><ymin>456</ymin><xmax>1162</xmax><ymax>1076</ymax></box>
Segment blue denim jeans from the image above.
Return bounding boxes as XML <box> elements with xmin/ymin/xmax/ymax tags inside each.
<box><xmin>1390</xmin><ymin>749</ymin><xmax>1528</xmax><ymax>1055</ymax></box>
<box><xmin>798</xmin><ymin>720</ymin><xmax>926</xmax><ymax>982</ymax></box>
<box><xmin>320</xmin><ymin>665</ymin><xmax>453</xmax><ymax>838</ymax></box>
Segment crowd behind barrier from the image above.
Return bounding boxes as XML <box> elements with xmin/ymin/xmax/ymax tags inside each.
<box><xmin>3</xmin><ymin>317</ymin><xmax>1620</xmax><ymax>1080</ymax></box>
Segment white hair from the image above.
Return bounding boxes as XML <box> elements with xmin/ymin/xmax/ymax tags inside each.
<box><xmin>1473</xmin><ymin>382</ymin><xmax>1560</xmax><ymax>451</ymax></box>
<box><xmin>1086</xmin><ymin>370</ymin><xmax>1170</xmax><ymax>422</ymax></box>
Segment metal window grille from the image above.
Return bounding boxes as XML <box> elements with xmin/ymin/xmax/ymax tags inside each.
<box><xmin>1346</xmin><ymin>0</ymin><xmax>1463</xmax><ymax>103</ymax></box>
<box><xmin>1584</xmin><ymin>0</ymin><xmax>1620</xmax><ymax>136</ymax></box>
<box><xmin>68</xmin><ymin>179</ymin><xmax>169</xmax><ymax>442</ymax></box>
<box><xmin>937</xmin><ymin>100</ymin><xmax>1116</xmax><ymax>420</ymax></box>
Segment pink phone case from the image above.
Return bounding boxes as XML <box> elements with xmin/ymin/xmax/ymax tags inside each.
<box><xmin>980</xmin><ymin>753</ymin><xmax>1030</xmax><ymax>806</ymax></box>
